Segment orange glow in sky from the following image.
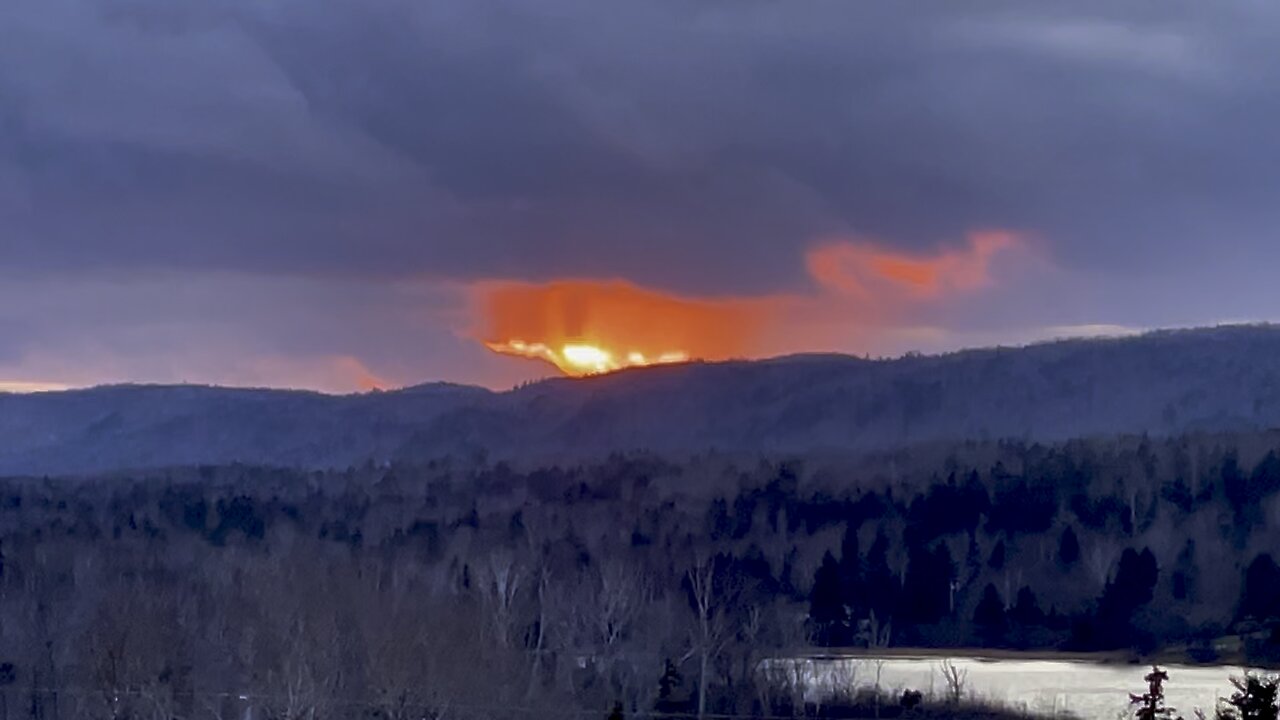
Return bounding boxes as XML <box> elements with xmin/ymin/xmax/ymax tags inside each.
<box><xmin>485</xmin><ymin>339</ymin><xmax>691</xmax><ymax>376</ymax></box>
<box><xmin>806</xmin><ymin>231</ymin><xmax>1020</xmax><ymax>299</ymax></box>
<box><xmin>474</xmin><ymin>232</ymin><xmax>1025</xmax><ymax>376</ymax></box>
<box><xmin>473</xmin><ymin>280</ymin><xmax>781</xmax><ymax>376</ymax></box>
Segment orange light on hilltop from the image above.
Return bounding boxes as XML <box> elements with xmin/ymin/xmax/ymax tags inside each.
<box><xmin>472</xmin><ymin>279</ymin><xmax>779</xmax><ymax>376</ymax></box>
<box><xmin>485</xmin><ymin>339</ymin><xmax>690</xmax><ymax>376</ymax></box>
<box><xmin>470</xmin><ymin>231</ymin><xmax>1026</xmax><ymax>377</ymax></box>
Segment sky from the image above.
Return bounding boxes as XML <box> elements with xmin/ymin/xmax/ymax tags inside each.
<box><xmin>2</xmin><ymin>0</ymin><xmax>1279</xmax><ymax>392</ymax></box>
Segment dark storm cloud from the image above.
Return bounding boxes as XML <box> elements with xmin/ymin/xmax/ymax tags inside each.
<box><xmin>3</xmin><ymin>0</ymin><xmax>1280</xmax><ymax>296</ymax></box>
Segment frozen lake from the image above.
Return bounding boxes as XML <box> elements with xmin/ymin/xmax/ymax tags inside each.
<box><xmin>783</xmin><ymin>655</ymin><xmax>1265</xmax><ymax>719</ymax></box>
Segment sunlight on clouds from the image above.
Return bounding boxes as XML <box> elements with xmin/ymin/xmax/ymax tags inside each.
<box><xmin>805</xmin><ymin>231</ymin><xmax>1022</xmax><ymax>299</ymax></box>
<box><xmin>469</xmin><ymin>231</ymin><xmax>1036</xmax><ymax>376</ymax></box>
<box><xmin>472</xmin><ymin>279</ymin><xmax>788</xmax><ymax>375</ymax></box>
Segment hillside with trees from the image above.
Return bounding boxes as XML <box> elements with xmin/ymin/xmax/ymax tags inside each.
<box><xmin>9</xmin><ymin>325</ymin><xmax>1280</xmax><ymax>475</ymax></box>
<box><xmin>4</xmin><ymin>428</ymin><xmax>1280</xmax><ymax>717</ymax></box>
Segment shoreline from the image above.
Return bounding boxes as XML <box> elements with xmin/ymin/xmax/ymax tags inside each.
<box><xmin>792</xmin><ymin>646</ymin><xmax>1276</xmax><ymax>670</ymax></box>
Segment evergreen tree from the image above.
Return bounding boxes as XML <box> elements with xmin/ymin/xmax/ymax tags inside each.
<box><xmin>809</xmin><ymin>551</ymin><xmax>847</xmax><ymax>646</ymax></box>
<box><xmin>1172</xmin><ymin>540</ymin><xmax>1198</xmax><ymax>602</ymax></box>
<box><xmin>838</xmin><ymin>522</ymin><xmax>862</xmax><ymax>616</ymax></box>
<box><xmin>988</xmin><ymin>539</ymin><xmax>1007</xmax><ymax>570</ymax></box>
<box><xmin>1005</xmin><ymin>586</ymin><xmax>1045</xmax><ymax>649</ymax></box>
<box><xmin>1254</xmin><ymin>452</ymin><xmax>1280</xmax><ymax>497</ymax></box>
<box><xmin>1218</xmin><ymin>673</ymin><xmax>1280</xmax><ymax>720</ymax></box>
<box><xmin>963</xmin><ymin>469</ymin><xmax>991</xmax><ymax>515</ymax></box>
<box><xmin>1241</xmin><ymin>554</ymin><xmax>1280</xmax><ymax>622</ymax></box>
<box><xmin>1010</xmin><ymin>586</ymin><xmax>1044</xmax><ymax>626</ymax></box>
<box><xmin>864</xmin><ymin>529</ymin><xmax>899</xmax><ymax>620</ymax></box>
<box><xmin>935</xmin><ymin>543</ymin><xmax>957</xmax><ymax>614</ymax></box>
<box><xmin>1058</xmin><ymin>525</ymin><xmax>1081</xmax><ymax>567</ymax></box>
<box><xmin>902</xmin><ymin>543</ymin><xmax>955</xmax><ymax>624</ymax></box>
<box><xmin>973</xmin><ymin>583</ymin><xmax>1006</xmax><ymax>644</ymax></box>
<box><xmin>656</xmin><ymin>660</ymin><xmax>689</xmax><ymax>714</ymax></box>
<box><xmin>1222</xmin><ymin>451</ymin><xmax>1254</xmax><ymax>528</ymax></box>
<box><xmin>1129</xmin><ymin>666</ymin><xmax>1176</xmax><ymax>720</ymax></box>
<box><xmin>706</xmin><ymin>497</ymin><xmax>732</xmax><ymax>540</ymax></box>
<box><xmin>1098</xmin><ymin>547</ymin><xmax>1159</xmax><ymax>649</ymax></box>
<box><xmin>964</xmin><ymin>532</ymin><xmax>983</xmax><ymax>584</ymax></box>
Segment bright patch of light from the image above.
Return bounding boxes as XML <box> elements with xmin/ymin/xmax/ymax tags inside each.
<box><xmin>486</xmin><ymin>339</ymin><xmax>690</xmax><ymax>377</ymax></box>
<box><xmin>562</xmin><ymin>344</ymin><xmax>614</xmax><ymax>373</ymax></box>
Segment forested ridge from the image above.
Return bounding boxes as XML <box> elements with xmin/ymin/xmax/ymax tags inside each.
<box><xmin>12</xmin><ymin>325</ymin><xmax>1280</xmax><ymax>476</ymax></box>
<box><xmin>4</xmin><ymin>429</ymin><xmax>1280</xmax><ymax>718</ymax></box>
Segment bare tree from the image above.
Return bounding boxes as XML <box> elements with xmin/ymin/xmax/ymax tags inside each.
<box><xmin>80</xmin><ymin>578</ymin><xmax>192</xmax><ymax>720</ymax></box>
<box><xmin>595</xmin><ymin>561</ymin><xmax>652</xmax><ymax>711</ymax></box>
<box><xmin>546</xmin><ymin>558</ymin><xmax>650</xmax><ymax>709</ymax></box>
<box><xmin>241</xmin><ymin>552</ymin><xmax>347</xmax><ymax>720</ymax></box>
<box><xmin>356</xmin><ymin>586</ymin><xmax>439</xmax><ymax>720</ymax></box>
<box><xmin>525</xmin><ymin>563</ymin><xmax>551</xmax><ymax>702</ymax></box>
<box><xmin>390</xmin><ymin>592</ymin><xmax>527</xmax><ymax>720</ymax></box>
<box><xmin>863</xmin><ymin>609</ymin><xmax>892</xmax><ymax>650</ymax></box>
<box><xmin>684</xmin><ymin>555</ymin><xmax>737</xmax><ymax>720</ymax></box>
<box><xmin>734</xmin><ymin>604</ymin><xmax>767</xmax><ymax>713</ymax></box>
<box><xmin>478</xmin><ymin>551</ymin><xmax>526</xmax><ymax>650</ymax></box>
<box><xmin>871</xmin><ymin>658</ymin><xmax>886</xmax><ymax>719</ymax></box>
<box><xmin>938</xmin><ymin>658</ymin><xmax>969</xmax><ymax>705</ymax></box>
<box><xmin>756</xmin><ymin>659</ymin><xmax>810</xmax><ymax>718</ymax></box>
<box><xmin>259</xmin><ymin>613</ymin><xmax>344</xmax><ymax>720</ymax></box>
<box><xmin>470</xmin><ymin>548</ymin><xmax>555</xmax><ymax>717</ymax></box>
<box><xmin>1087</xmin><ymin>538</ymin><xmax>1123</xmax><ymax>589</ymax></box>
<box><xmin>821</xmin><ymin>660</ymin><xmax>860</xmax><ymax>716</ymax></box>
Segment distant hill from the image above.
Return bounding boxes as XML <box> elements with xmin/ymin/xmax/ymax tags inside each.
<box><xmin>6</xmin><ymin>325</ymin><xmax>1280</xmax><ymax>475</ymax></box>
<box><xmin>0</xmin><ymin>382</ymin><xmax>491</xmax><ymax>476</ymax></box>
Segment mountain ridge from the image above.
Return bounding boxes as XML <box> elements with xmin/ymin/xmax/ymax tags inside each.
<box><xmin>5</xmin><ymin>324</ymin><xmax>1280</xmax><ymax>475</ymax></box>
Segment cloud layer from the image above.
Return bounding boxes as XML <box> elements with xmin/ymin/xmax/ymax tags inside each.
<box><xmin>3</xmin><ymin>0</ymin><xmax>1280</xmax><ymax>389</ymax></box>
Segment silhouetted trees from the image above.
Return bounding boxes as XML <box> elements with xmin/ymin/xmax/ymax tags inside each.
<box><xmin>1130</xmin><ymin>666</ymin><xmax>1176</xmax><ymax>720</ymax></box>
<box><xmin>901</xmin><ymin>543</ymin><xmax>955</xmax><ymax>626</ymax></box>
<box><xmin>862</xmin><ymin>529</ymin><xmax>899</xmax><ymax>624</ymax></box>
<box><xmin>1218</xmin><ymin>673</ymin><xmax>1280</xmax><ymax>720</ymax></box>
<box><xmin>974</xmin><ymin>584</ymin><xmax>1006</xmax><ymax>645</ymax></box>
<box><xmin>1173</xmin><ymin>540</ymin><xmax>1198</xmax><ymax>603</ymax></box>
<box><xmin>988</xmin><ymin>539</ymin><xmax>1006</xmax><ymax>571</ymax></box>
<box><xmin>1097</xmin><ymin>548</ymin><xmax>1160</xmax><ymax>650</ymax></box>
<box><xmin>655</xmin><ymin>660</ymin><xmax>691</xmax><ymax>715</ymax></box>
<box><xmin>809</xmin><ymin>552</ymin><xmax>846</xmax><ymax>646</ymax></box>
<box><xmin>1242</xmin><ymin>554</ymin><xmax>1280</xmax><ymax>623</ymax></box>
<box><xmin>1059</xmin><ymin>525</ymin><xmax>1081</xmax><ymax>566</ymax></box>
<box><xmin>6</xmin><ymin>430</ymin><xmax>1280</xmax><ymax>719</ymax></box>
<box><xmin>1010</xmin><ymin>587</ymin><xmax>1044</xmax><ymax>627</ymax></box>
<box><xmin>838</xmin><ymin>522</ymin><xmax>862</xmax><ymax>618</ymax></box>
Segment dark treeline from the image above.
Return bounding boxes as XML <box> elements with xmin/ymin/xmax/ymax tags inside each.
<box><xmin>3</xmin><ymin>431</ymin><xmax>1280</xmax><ymax>718</ymax></box>
<box><xmin>1129</xmin><ymin>665</ymin><xmax>1280</xmax><ymax>720</ymax></box>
